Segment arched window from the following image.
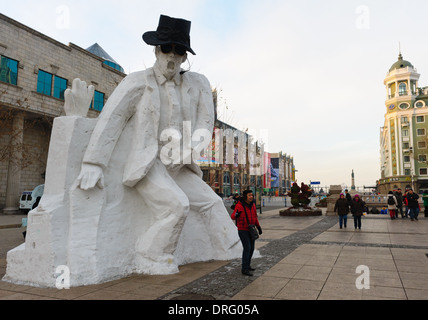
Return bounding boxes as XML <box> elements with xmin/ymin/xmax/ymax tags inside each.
<box><xmin>223</xmin><ymin>172</ymin><xmax>230</xmax><ymax>184</ymax></box>
<box><xmin>399</xmin><ymin>83</ymin><xmax>407</xmax><ymax>96</ymax></box>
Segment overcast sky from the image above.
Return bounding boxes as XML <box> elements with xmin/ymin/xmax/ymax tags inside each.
<box><xmin>2</xmin><ymin>0</ymin><xmax>428</xmax><ymax>189</ymax></box>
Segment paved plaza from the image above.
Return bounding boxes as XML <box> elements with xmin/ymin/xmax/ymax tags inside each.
<box><xmin>0</xmin><ymin>208</ymin><xmax>427</xmax><ymax>300</ymax></box>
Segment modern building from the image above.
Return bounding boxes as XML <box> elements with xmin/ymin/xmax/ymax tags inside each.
<box><xmin>379</xmin><ymin>52</ymin><xmax>428</xmax><ymax>193</ymax></box>
<box><xmin>0</xmin><ymin>13</ymin><xmax>125</xmax><ymax>213</ymax></box>
<box><xmin>269</xmin><ymin>152</ymin><xmax>295</xmax><ymax>196</ymax></box>
<box><xmin>197</xmin><ymin>117</ymin><xmax>265</xmax><ymax>197</ymax></box>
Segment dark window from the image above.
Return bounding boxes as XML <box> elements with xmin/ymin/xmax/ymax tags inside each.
<box><xmin>93</xmin><ymin>91</ymin><xmax>105</xmax><ymax>111</ymax></box>
<box><xmin>0</xmin><ymin>55</ymin><xmax>18</xmax><ymax>85</ymax></box>
<box><xmin>53</xmin><ymin>75</ymin><xmax>67</xmax><ymax>100</ymax></box>
<box><xmin>103</xmin><ymin>60</ymin><xmax>124</xmax><ymax>73</ymax></box>
<box><xmin>37</xmin><ymin>70</ymin><xmax>52</xmax><ymax>96</ymax></box>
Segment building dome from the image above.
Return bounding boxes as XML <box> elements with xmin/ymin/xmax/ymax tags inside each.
<box><xmin>389</xmin><ymin>53</ymin><xmax>414</xmax><ymax>72</ymax></box>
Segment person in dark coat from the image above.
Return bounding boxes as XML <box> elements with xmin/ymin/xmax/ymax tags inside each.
<box><xmin>394</xmin><ymin>188</ymin><xmax>404</xmax><ymax>218</ymax></box>
<box><xmin>405</xmin><ymin>189</ymin><xmax>419</xmax><ymax>221</ymax></box>
<box><xmin>345</xmin><ymin>189</ymin><xmax>352</xmax><ymax>205</ymax></box>
<box><xmin>334</xmin><ymin>193</ymin><xmax>350</xmax><ymax>229</ymax></box>
<box><xmin>351</xmin><ymin>194</ymin><xmax>366</xmax><ymax>230</ymax></box>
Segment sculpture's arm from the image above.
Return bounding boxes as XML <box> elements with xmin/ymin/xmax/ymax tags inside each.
<box><xmin>77</xmin><ymin>73</ymin><xmax>146</xmax><ymax>190</ymax></box>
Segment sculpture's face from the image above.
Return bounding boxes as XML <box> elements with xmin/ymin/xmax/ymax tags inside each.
<box><xmin>155</xmin><ymin>45</ymin><xmax>187</xmax><ymax>80</ymax></box>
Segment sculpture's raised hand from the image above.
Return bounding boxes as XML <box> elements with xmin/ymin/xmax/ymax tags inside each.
<box><xmin>77</xmin><ymin>163</ymin><xmax>105</xmax><ymax>190</ymax></box>
<box><xmin>64</xmin><ymin>78</ymin><xmax>95</xmax><ymax>116</ymax></box>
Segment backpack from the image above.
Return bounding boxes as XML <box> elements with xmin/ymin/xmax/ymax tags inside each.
<box><xmin>388</xmin><ymin>196</ymin><xmax>395</xmax><ymax>205</ymax></box>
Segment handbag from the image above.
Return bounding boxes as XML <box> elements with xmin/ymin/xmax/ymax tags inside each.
<box><xmin>243</xmin><ymin>206</ymin><xmax>259</xmax><ymax>241</ymax></box>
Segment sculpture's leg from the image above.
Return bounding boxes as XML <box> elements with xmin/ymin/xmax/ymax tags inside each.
<box><xmin>175</xmin><ymin>167</ymin><xmax>241</xmax><ymax>258</ymax></box>
<box><xmin>134</xmin><ymin>159</ymin><xmax>189</xmax><ymax>274</ymax></box>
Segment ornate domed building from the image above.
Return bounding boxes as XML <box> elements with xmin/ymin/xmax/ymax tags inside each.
<box><xmin>379</xmin><ymin>53</ymin><xmax>428</xmax><ymax>193</ymax></box>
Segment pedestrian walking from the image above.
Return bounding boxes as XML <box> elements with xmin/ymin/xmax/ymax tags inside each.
<box><xmin>387</xmin><ymin>191</ymin><xmax>398</xmax><ymax>220</ymax></box>
<box><xmin>403</xmin><ymin>191</ymin><xmax>409</xmax><ymax>218</ymax></box>
<box><xmin>344</xmin><ymin>189</ymin><xmax>352</xmax><ymax>205</ymax></box>
<box><xmin>231</xmin><ymin>193</ymin><xmax>240</xmax><ymax>210</ymax></box>
<box><xmin>395</xmin><ymin>188</ymin><xmax>404</xmax><ymax>218</ymax></box>
<box><xmin>351</xmin><ymin>194</ymin><xmax>366</xmax><ymax>230</ymax></box>
<box><xmin>334</xmin><ymin>193</ymin><xmax>350</xmax><ymax>229</ymax></box>
<box><xmin>231</xmin><ymin>189</ymin><xmax>262</xmax><ymax>276</ymax></box>
<box><xmin>405</xmin><ymin>189</ymin><xmax>419</xmax><ymax>221</ymax></box>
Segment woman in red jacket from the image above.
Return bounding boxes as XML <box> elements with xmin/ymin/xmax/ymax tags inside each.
<box><xmin>231</xmin><ymin>190</ymin><xmax>262</xmax><ymax>276</ymax></box>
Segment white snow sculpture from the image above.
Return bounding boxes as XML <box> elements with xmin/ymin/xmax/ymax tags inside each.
<box><xmin>3</xmin><ymin>15</ymin><xmax>243</xmax><ymax>287</ymax></box>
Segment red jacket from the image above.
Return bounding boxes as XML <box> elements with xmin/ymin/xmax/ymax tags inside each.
<box><xmin>231</xmin><ymin>200</ymin><xmax>260</xmax><ymax>231</ymax></box>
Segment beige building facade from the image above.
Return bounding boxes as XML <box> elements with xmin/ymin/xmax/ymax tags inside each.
<box><xmin>379</xmin><ymin>53</ymin><xmax>428</xmax><ymax>194</ymax></box>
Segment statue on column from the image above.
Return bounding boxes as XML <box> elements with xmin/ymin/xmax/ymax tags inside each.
<box><xmin>3</xmin><ymin>15</ymin><xmax>242</xmax><ymax>287</ymax></box>
<box><xmin>351</xmin><ymin>169</ymin><xmax>356</xmax><ymax>191</ymax></box>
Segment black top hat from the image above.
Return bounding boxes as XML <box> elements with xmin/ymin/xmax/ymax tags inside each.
<box><xmin>143</xmin><ymin>15</ymin><xmax>196</xmax><ymax>55</ymax></box>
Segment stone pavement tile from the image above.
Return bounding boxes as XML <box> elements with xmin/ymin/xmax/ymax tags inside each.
<box><xmin>405</xmin><ymin>288</ymin><xmax>428</xmax><ymax>300</ymax></box>
<box><xmin>391</xmin><ymin>248</ymin><xmax>428</xmax><ymax>262</ymax></box>
<box><xmin>399</xmin><ymin>271</ymin><xmax>428</xmax><ymax>282</ymax></box>
<box><xmin>319</xmin><ymin>281</ymin><xmax>362</xmax><ymax>300</ymax></box>
<box><xmin>363</xmin><ymin>257</ymin><xmax>397</xmax><ymax>271</ymax></box>
<box><xmin>259</xmin><ymin>229</ymin><xmax>295</xmax><ymax>240</ymax></box>
<box><xmin>293</xmin><ymin>265</ymin><xmax>332</xmax><ymax>282</ymax></box>
<box><xmin>390</xmin><ymin>233</ymin><xmax>428</xmax><ymax>247</ymax></box>
<box><xmin>334</xmin><ymin>256</ymin><xmax>367</xmax><ymax>269</ymax></box>
<box><xmin>327</xmin><ymin>267</ymin><xmax>359</xmax><ymax>285</ymax></box>
<box><xmin>339</xmin><ymin>246</ymin><xmax>367</xmax><ymax>258</ymax></box>
<box><xmin>261</xmin><ymin>216</ymin><xmax>322</xmax><ymax>231</ymax></box>
<box><xmin>263</xmin><ymin>263</ymin><xmax>302</xmax><ymax>278</ymax></box>
<box><xmin>275</xmin><ymin>279</ymin><xmax>323</xmax><ymax>300</ymax></box>
<box><xmin>312</xmin><ymin>231</ymin><xmax>353</xmax><ymax>243</ymax></box>
<box><xmin>0</xmin><ymin>292</ymin><xmax>59</xmax><ymax>300</ymax></box>
<box><xmin>362</xmin><ymin>285</ymin><xmax>407</xmax><ymax>300</ymax></box>
<box><xmin>359</xmin><ymin>220</ymin><xmax>389</xmax><ymax>233</ymax></box>
<box><xmin>23</xmin><ymin>285</ymin><xmax>101</xmax><ymax>300</ymax></box>
<box><xmin>292</xmin><ymin>243</ymin><xmax>325</xmax><ymax>255</ymax></box>
<box><xmin>349</xmin><ymin>232</ymin><xmax>391</xmax><ymax>245</ymax></box>
<box><xmin>365</xmin><ymin>246</ymin><xmax>393</xmax><ymax>257</ymax></box>
<box><xmin>231</xmin><ymin>276</ymin><xmax>290</xmax><ymax>299</ymax></box>
<box><xmin>275</xmin><ymin>288</ymin><xmax>319</xmax><ymax>300</ymax></box>
<box><xmin>370</xmin><ymin>273</ymin><xmax>403</xmax><ymax>288</ymax></box>
<box><xmin>0</xmin><ymin>289</ymin><xmax>16</xmax><ymax>299</ymax></box>
<box><xmin>400</xmin><ymin>276</ymin><xmax>428</xmax><ymax>291</ymax></box>
<box><xmin>278</xmin><ymin>253</ymin><xmax>312</xmax><ymax>266</ymax></box>
<box><xmin>124</xmin><ymin>284</ymin><xmax>179</xmax><ymax>299</ymax></box>
<box><xmin>230</xmin><ymin>292</ymin><xmax>273</xmax><ymax>300</ymax></box>
<box><xmin>395</xmin><ymin>262</ymin><xmax>428</xmax><ymax>274</ymax></box>
<box><xmin>73</xmin><ymin>289</ymin><xmax>128</xmax><ymax>300</ymax></box>
<box><xmin>0</xmin><ymin>279</ymin><xmax>33</xmax><ymax>293</ymax></box>
<box><xmin>304</xmin><ymin>255</ymin><xmax>337</xmax><ymax>268</ymax></box>
<box><xmin>99</xmin><ymin>278</ymin><xmax>149</xmax><ymax>294</ymax></box>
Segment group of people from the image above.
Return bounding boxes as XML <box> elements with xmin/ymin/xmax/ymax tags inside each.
<box><xmin>385</xmin><ymin>188</ymin><xmax>421</xmax><ymax>221</ymax></box>
<box><xmin>334</xmin><ymin>189</ymin><xmax>366</xmax><ymax>229</ymax></box>
<box><xmin>335</xmin><ymin>188</ymin><xmax>425</xmax><ymax>229</ymax></box>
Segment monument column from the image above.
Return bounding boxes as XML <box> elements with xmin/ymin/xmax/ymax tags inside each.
<box><xmin>351</xmin><ymin>169</ymin><xmax>356</xmax><ymax>191</ymax></box>
<box><xmin>3</xmin><ymin>112</ymin><xmax>24</xmax><ymax>215</ymax></box>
